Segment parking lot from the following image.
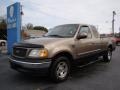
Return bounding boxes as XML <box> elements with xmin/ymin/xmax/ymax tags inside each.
<box><xmin>0</xmin><ymin>46</ymin><xmax>120</xmax><ymax>90</ymax></box>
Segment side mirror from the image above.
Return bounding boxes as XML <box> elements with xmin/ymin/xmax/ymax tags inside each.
<box><xmin>77</xmin><ymin>33</ymin><xmax>87</xmax><ymax>39</ymax></box>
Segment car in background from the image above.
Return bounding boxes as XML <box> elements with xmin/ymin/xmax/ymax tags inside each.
<box><xmin>115</xmin><ymin>35</ymin><xmax>120</xmax><ymax>45</ymax></box>
<box><xmin>0</xmin><ymin>40</ymin><xmax>6</xmax><ymax>46</ymax></box>
<box><xmin>110</xmin><ymin>36</ymin><xmax>120</xmax><ymax>45</ymax></box>
<box><xmin>0</xmin><ymin>40</ymin><xmax>7</xmax><ymax>53</ymax></box>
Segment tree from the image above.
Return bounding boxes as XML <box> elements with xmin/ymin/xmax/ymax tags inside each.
<box><xmin>26</xmin><ymin>23</ymin><xmax>33</xmax><ymax>30</ymax></box>
<box><xmin>33</xmin><ymin>26</ymin><xmax>48</xmax><ymax>32</ymax></box>
<box><xmin>0</xmin><ymin>19</ymin><xmax>7</xmax><ymax>30</ymax></box>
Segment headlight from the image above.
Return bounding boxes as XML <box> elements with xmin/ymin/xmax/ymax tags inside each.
<box><xmin>28</xmin><ymin>49</ymin><xmax>48</xmax><ymax>58</ymax></box>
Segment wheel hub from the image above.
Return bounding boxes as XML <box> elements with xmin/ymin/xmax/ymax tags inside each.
<box><xmin>108</xmin><ymin>50</ymin><xmax>112</xmax><ymax>60</ymax></box>
<box><xmin>56</xmin><ymin>62</ymin><xmax>68</xmax><ymax>79</ymax></box>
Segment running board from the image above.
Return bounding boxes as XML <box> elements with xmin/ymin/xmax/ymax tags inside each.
<box><xmin>77</xmin><ymin>57</ymin><xmax>102</xmax><ymax>68</ymax></box>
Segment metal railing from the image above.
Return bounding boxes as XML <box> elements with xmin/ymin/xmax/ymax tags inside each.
<box><xmin>0</xmin><ymin>29</ymin><xmax>7</xmax><ymax>40</ymax></box>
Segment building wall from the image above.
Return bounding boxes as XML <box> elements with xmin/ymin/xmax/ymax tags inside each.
<box><xmin>22</xmin><ymin>30</ymin><xmax>47</xmax><ymax>40</ymax></box>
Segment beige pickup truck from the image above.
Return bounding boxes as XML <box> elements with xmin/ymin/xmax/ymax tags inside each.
<box><xmin>9</xmin><ymin>24</ymin><xmax>115</xmax><ymax>82</ymax></box>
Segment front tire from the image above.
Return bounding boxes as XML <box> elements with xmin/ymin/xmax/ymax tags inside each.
<box><xmin>50</xmin><ymin>56</ymin><xmax>70</xmax><ymax>83</ymax></box>
<box><xmin>103</xmin><ymin>48</ymin><xmax>112</xmax><ymax>62</ymax></box>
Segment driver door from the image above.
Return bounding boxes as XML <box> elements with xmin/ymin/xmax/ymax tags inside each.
<box><xmin>76</xmin><ymin>26</ymin><xmax>96</xmax><ymax>59</ymax></box>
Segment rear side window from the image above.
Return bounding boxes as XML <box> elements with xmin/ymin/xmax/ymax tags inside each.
<box><xmin>92</xmin><ymin>26</ymin><xmax>99</xmax><ymax>38</ymax></box>
<box><xmin>78</xmin><ymin>26</ymin><xmax>92</xmax><ymax>38</ymax></box>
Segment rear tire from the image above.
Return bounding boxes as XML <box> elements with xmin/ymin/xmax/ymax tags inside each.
<box><xmin>50</xmin><ymin>56</ymin><xmax>70</xmax><ymax>83</ymax></box>
<box><xmin>103</xmin><ymin>48</ymin><xmax>112</xmax><ymax>62</ymax></box>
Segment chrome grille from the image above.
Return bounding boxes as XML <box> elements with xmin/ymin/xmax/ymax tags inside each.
<box><xmin>13</xmin><ymin>47</ymin><xmax>28</xmax><ymax>58</ymax></box>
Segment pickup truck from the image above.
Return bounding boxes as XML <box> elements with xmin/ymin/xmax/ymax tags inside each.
<box><xmin>9</xmin><ymin>24</ymin><xmax>115</xmax><ymax>82</ymax></box>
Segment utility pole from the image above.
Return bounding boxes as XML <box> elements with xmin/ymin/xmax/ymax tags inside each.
<box><xmin>112</xmin><ymin>11</ymin><xmax>116</xmax><ymax>36</ymax></box>
<box><xmin>20</xmin><ymin>5</ymin><xmax>24</xmax><ymax>41</ymax></box>
<box><xmin>20</xmin><ymin>5</ymin><xmax>23</xmax><ymax>30</ymax></box>
<box><xmin>119</xmin><ymin>27</ymin><xmax>120</xmax><ymax>37</ymax></box>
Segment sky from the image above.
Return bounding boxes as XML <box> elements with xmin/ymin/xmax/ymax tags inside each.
<box><xmin>0</xmin><ymin>0</ymin><xmax>120</xmax><ymax>33</ymax></box>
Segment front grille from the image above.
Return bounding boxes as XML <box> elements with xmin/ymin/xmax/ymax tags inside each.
<box><xmin>13</xmin><ymin>47</ymin><xmax>28</xmax><ymax>58</ymax></box>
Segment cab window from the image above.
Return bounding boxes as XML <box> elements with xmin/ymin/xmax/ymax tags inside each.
<box><xmin>92</xmin><ymin>26</ymin><xmax>99</xmax><ymax>38</ymax></box>
<box><xmin>78</xmin><ymin>26</ymin><xmax>92</xmax><ymax>38</ymax></box>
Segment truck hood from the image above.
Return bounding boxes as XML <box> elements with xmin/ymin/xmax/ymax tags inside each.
<box><xmin>22</xmin><ymin>37</ymin><xmax>66</xmax><ymax>45</ymax></box>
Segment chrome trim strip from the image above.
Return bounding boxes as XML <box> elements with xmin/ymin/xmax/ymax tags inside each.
<box><xmin>9</xmin><ymin>57</ymin><xmax>51</xmax><ymax>65</ymax></box>
<box><xmin>78</xmin><ymin>49</ymin><xmax>101</xmax><ymax>56</ymax></box>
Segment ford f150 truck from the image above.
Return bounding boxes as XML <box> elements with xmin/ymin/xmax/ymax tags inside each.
<box><xmin>9</xmin><ymin>24</ymin><xmax>115</xmax><ymax>82</ymax></box>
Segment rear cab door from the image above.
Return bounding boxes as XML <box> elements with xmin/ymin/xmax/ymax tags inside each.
<box><xmin>91</xmin><ymin>26</ymin><xmax>108</xmax><ymax>51</ymax></box>
<box><xmin>90</xmin><ymin>26</ymin><xmax>102</xmax><ymax>52</ymax></box>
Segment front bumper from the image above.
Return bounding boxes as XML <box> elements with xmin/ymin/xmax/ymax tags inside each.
<box><xmin>9</xmin><ymin>56</ymin><xmax>52</xmax><ymax>74</ymax></box>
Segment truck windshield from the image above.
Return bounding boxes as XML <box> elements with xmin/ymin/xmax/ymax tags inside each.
<box><xmin>44</xmin><ymin>24</ymin><xmax>79</xmax><ymax>38</ymax></box>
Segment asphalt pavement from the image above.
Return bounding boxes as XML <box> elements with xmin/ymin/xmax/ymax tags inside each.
<box><xmin>0</xmin><ymin>46</ymin><xmax>120</xmax><ymax>90</ymax></box>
